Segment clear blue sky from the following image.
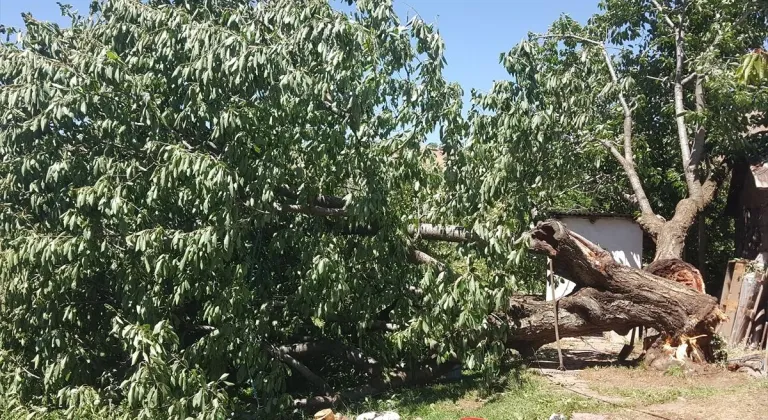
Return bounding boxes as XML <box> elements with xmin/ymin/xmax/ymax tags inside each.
<box><xmin>1</xmin><ymin>0</ymin><xmax>598</xmax><ymax>100</ymax></box>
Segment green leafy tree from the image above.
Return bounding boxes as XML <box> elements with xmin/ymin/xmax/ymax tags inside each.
<box><xmin>0</xmin><ymin>0</ymin><xmax>507</xmax><ymax>418</ymax></box>
<box><xmin>3</xmin><ymin>0</ymin><xmax>768</xmax><ymax>418</ymax></box>
<box><xmin>456</xmin><ymin>0</ymin><xmax>768</xmax><ymax>274</ymax></box>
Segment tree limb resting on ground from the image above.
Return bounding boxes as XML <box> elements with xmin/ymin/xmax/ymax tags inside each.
<box><xmin>495</xmin><ymin>220</ymin><xmax>720</xmax><ymax>353</ymax></box>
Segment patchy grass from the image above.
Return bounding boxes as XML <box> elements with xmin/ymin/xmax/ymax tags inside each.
<box><xmin>592</xmin><ymin>382</ymin><xmax>719</xmax><ymax>405</ymax></box>
<box><xmin>583</xmin><ymin>363</ymin><xmax>768</xmax><ymax>408</ymax></box>
<box><xmin>338</xmin><ymin>371</ymin><xmax>610</xmax><ymax>420</ymax></box>
<box><xmin>327</xmin><ymin>359</ymin><xmax>768</xmax><ymax>420</ymax></box>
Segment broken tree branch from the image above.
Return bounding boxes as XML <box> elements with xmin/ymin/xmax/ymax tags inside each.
<box><xmin>293</xmin><ymin>359</ymin><xmax>458</xmax><ymax>410</ymax></box>
<box><xmin>501</xmin><ymin>220</ymin><xmax>720</xmax><ymax>352</ymax></box>
<box><xmin>650</xmin><ymin>0</ymin><xmax>676</xmax><ymax>29</ymax></box>
<box><xmin>279</xmin><ymin>341</ymin><xmax>380</xmax><ymax>374</ymax></box>
<box><xmin>276</xmin><ymin>186</ymin><xmax>347</xmax><ymax>209</ymax></box>
<box><xmin>273</xmin><ymin>203</ymin><xmax>347</xmax><ymax>217</ymax></box>
<box><xmin>265</xmin><ymin>344</ymin><xmax>329</xmax><ymax>392</ymax></box>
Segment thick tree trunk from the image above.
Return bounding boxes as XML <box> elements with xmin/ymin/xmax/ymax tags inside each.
<box><xmin>496</xmin><ymin>220</ymin><xmax>721</xmax><ymax>356</ymax></box>
<box><xmin>652</xmin><ymin>197</ymin><xmax>703</xmax><ymax>261</ymax></box>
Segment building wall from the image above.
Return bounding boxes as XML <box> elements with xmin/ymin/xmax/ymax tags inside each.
<box><xmin>736</xmin><ymin>168</ymin><xmax>768</xmax><ymax>264</ymax></box>
<box><xmin>546</xmin><ymin>216</ymin><xmax>643</xmax><ymax>300</ymax></box>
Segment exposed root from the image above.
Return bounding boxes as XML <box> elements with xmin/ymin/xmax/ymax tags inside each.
<box><xmin>645</xmin><ymin>258</ymin><xmax>705</xmax><ymax>293</ymax></box>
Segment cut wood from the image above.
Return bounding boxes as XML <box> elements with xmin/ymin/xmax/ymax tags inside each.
<box><xmin>718</xmin><ymin>260</ymin><xmax>748</xmax><ymax>337</ymax></box>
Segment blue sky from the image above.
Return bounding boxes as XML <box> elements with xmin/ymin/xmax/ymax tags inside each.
<box><xmin>1</xmin><ymin>0</ymin><xmax>598</xmax><ymax>103</ymax></box>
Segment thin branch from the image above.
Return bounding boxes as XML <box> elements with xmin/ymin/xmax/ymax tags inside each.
<box><xmin>279</xmin><ymin>341</ymin><xmax>380</xmax><ymax>374</ymax></box>
<box><xmin>408</xmin><ymin>249</ymin><xmax>447</xmax><ymax>270</ymax></box>
<box><xmin>672</xmin><ymin>21</ymin><xmax>699</xmax><ymax>197</ymax></box>
<box><xmin>293</xmin><ymin>360</ymin><xmax>458</xmax><ymax>410</ymax></box>
<box><xmin>650</xmin><ymin>0</ymin><xmax>676</xmax><ymax>29</ymax></box>
<box><xmin>543</xmin><ymin>31</ymin><xmax>656</xmax><ymax>221</ymax></box>
<box><xmin>369</xmin><ymin>321</ymin><xmax>401</xmax><ymax>332</ymax></box>
<box><xmin>681</xmin><ymin>72</ymin><xmax>697</xmax><ymax>85</ymax></box>
<box><xmin>276</xmin><ymin>186</ymin><xmax>346</xmax><ymax>209</ymax></box>
<box><xmin>408</xmin><ymin>223</ymin><xmax>479</xmax><ymax>243</ymax></box>
<box><xmin>536</xmin><ymin>33</ymin><xmax>603</xmax><ymax>46</ymax></box>
<box><xmin>598</xmin><ymin>139</ymin><xmax>626</xmax><ymax>164</ymax></box>
<box><xmin>265</xmin><ymin>344</ymin><xmax>329</xmax><ymax>391</ymax></box>
<box><xmin>689</xmin><ymin>76</ymin><xmax>706</xmax><ymax>173</ymax></box>
<box><xmin>273</xmin><ymin>203</ymin><xmax>347</xmax><ymax>217</ymax></box>
<box><xmin>594</xmin><ymin>138</ymin><xmax>656</xmax><ymax>223</ymax></box>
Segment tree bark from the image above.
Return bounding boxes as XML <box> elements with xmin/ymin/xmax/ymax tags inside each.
<box><xmin>496</xmin><ymin>220</ymin><xmax>720</xmax><ymax>354</ymax></box>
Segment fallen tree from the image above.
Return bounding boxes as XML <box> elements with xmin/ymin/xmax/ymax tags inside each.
<box><xmin>496</xmin><ymin>220</ymin><xmax>722</xmax><ymax>362</ymax></box>
<box><xmin>284</xmin><ymin>219</ymin><xmax>724</xmax><ymax>409</ymax></box>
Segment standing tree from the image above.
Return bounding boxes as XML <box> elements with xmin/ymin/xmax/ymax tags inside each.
<box><xmin>1</xmin><ymin>0</ymin><xmax>767</xmax><ymax>418</ymax></box>
<box><xmin>455</xmin><ymin>0</ymin><xmax>768</xmax><ymax>281</ymax></box>
<box><xmin>0</xmin><ymin>0</ymin><xmax>477</xmax><ymax>417</ymax></box>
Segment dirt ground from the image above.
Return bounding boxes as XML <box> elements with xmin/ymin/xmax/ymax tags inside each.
<box><xmin>533</xmin><ymin>336</ymin><xmax>768</xmax><ymax>420</ymax></box>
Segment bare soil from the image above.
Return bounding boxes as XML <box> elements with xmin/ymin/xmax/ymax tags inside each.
<box><xmin>534</xmin><ymin>337</ymin><xmax>768</xmax><ymax>420</ymax></box>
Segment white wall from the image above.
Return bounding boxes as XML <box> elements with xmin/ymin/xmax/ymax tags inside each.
<box><xmin>546</xmin><ymin>216</ymin><xmax>643</xmax><ymax>300</ymax></box>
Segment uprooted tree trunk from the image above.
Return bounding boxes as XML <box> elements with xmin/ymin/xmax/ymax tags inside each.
<box><xmin>496</xmin><ymin>220</ymin><xmax>723</xmax><ymax>366</ymax></box>
<box><xmin>284</xmin><ymin>219</ymin><xmax>723</xmax><ymax>410</ymax></box>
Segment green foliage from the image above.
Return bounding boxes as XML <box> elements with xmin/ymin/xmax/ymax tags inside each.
<box><xmin>2</xmin><ymin>0</ymin><xmax>768</xmax><ymax>417</ymax></box>
<box><xmin>459</xmin><ymin>0</ymin><xmax>768</xmax><ymax>286</ymax></box>
<box><xmin>0</xmin><ymin>0</ymin><xmax>498</xmax><ymax>417</ymax></box>
<box><xmin>737</xmin><ymin>49</ymin><xmax>768</xmax><ymax>85</ymax></box>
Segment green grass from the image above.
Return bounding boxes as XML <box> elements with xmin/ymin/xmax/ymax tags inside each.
<box><xmin>338</xmin><ymin>371</ymin><xmax>610</xmax><ymax>420</ymax></box>
<box><xmin>592</xmin><ymin>383</ymin><xmax>719</xmax><ymax>405</ymax></box>
<box><xmin>591</xmin><ymin>373</ymin><xmax>768</xmax><ymax>407</ymax></box>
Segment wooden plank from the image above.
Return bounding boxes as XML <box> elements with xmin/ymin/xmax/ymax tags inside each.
<box><xmin>719</xmin><ymin>260</ymin><xmax>735</xmax><ymax>305</ymax></box>
<box><xmin>745</xmin><ymin>277</ymin><xmax>765</xmax><ymax>346</ymax></box>
<box><xmin>719</xmin><ymin>260</ymin><xmax>747</xmax><ymax>339</ymax></box>
<box><xmin>748</xmin><ymin>273</ymin><xmax>767</xmax><ymax>347</ymax></box>
<box><xmin>731</xmin><ymin>272</ymin><xmax>761</xmax><ymax>345</ymax></box>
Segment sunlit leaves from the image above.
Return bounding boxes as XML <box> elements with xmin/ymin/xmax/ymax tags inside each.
<box><xmin>0</xmin><ymin>0</ymin><xmax>462</xmax><ymax>417</ymax></box>
<box><xmin>737</xmin><ymin>49</ymin><xmax>768</xmax><ymax>85</ymax></box>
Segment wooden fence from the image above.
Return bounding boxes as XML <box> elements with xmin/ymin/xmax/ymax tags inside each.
<box><xmin>717</xmin><ymin>260</ymin><xmax>767</xmax><ymax>349</ymax></box>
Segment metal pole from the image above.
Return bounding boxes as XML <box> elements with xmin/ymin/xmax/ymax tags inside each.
<box><xmin>550</xmin><ymin>258</ymin><xmax>565</xmax><ymax>371</ymax></box>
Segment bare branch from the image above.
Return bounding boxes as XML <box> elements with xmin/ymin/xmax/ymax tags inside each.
<box><xmin>543</xmin><ymin>32</ymin><xmax>657</xmax><ymax>222</ymax></box>
<box><xmin>369</xmin><ymin>321</ymin><xmax>401</xmax><ymax>332</ymax></box>
<box><xmin>689</xmin><ymin>76</ymin><xmax>706</xmax><ymax>170</ymax></box>
<box><xmin>650</xmin><ymin>0</ymin><xmax>676</xmax><ymax>29</ymax></box>
<box><xmin>672</xmin><ymin>22</ymin><xmax>700</xmax><ymax>197</ymax></box>
<box><xmin>279</xmin><ymin>341</ymin><xmax>380</xmax><ymax>374</ymax></box>
<box><xmin>681</xmin><ymin>72</ymin><xmax>697</xmax><ymax>85</ymax></box>
<box><xmin>598</xmin><ymin>139</ymin><xmax>625</xmax><ymax>164</ymax></box>
<box><xmin>535</xmin><ymin>33</ymin><xmax>603</xmax><ymax>46</ymax></box>
<box><xmin>408</xmin><ymin>249</ymin><xmax>447</xmax><ymax>271</ymax></box>
<box><xmin>273</xmin><ymin>203</ymin><xmax>347</xmax><ymax>217</ymax></box>
<box><xmin>594</xmin><ymin>138</ymin><xmax>656</xmax><ymax>223</ymax></box>
<box><xmin>276</xmin><ymin>186</ymin><xmax>346</xmax><ymax>208</ymax></box>
<box><xmin>293</xmin><ymin>360</ymin><xmax>458</xmax><ymax>410</ymax></box>
<box><xmin>408</xmin><ymin>223</ymin><xmax>479</xmax><ymax>243</ymax></box>
<box><xmin>265</xmin><ymin>344</ymin><xmax>329</xmax><ymax>391</ymax></box>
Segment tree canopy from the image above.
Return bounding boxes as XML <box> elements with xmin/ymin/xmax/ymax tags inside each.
<box><xmin>1</xmin><ymin>0</ymin><xmax>767</xmax><ymax>418</ymax></box>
